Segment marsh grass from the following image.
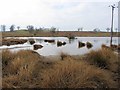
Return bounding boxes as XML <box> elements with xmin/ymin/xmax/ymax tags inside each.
<box><xmin>2</xmin><ymin>50</ymin><xmax>16</xmax><ymax>71</ymax></box>
<box><xmin>78</xmin><ymin>41</ymin><xmax>85</xmax><ymax>48</ymax></box>
<box><xmin>102</xmin><ymin>44</ymin><xmax>120</xmax><ymax>52</ymax></box>
<box><xmin>28</xmin><ymin>39</ymin><xmax>35</xmax><ymax>45</ymax></box>
<box><xmin>57</xmin><ymin>41</ymin><xmax>66</xmax><ymax>47</ymax></box>
<box><xmin>2</xmin><ymin>48</ymin><xmax>119</xmax><ymax>88</ymax></box>
<box><xmin>59</xmin><ymin>52</ymin><xmax>70</xmax><ymax>60</ymax></box>
<box><xmin>101</xmin><ymin>44</ymin><xmax>111</xmax><ymax>49</ymax></box>
<box><xmin>2</xmin><ymin>31</ymin><xmax>119</xmax><ymax>37</ymax></box>
<box><xmin>85</xmin><ymin>48</ymin><xmax>118</xmax><ymax>72</ymax></box>
<box><xmin>2</xmin><ymin>50</ymin><xmax>54</xmax><ymax>88</ymax></box>
<box><xmin>86</xmin><ymin>42</ymin><xmax>93</xmax><ymax>49</ymax></box>
<box><xmin>40</xmin><ymin>58</ymin><xmax>116</xmax><ymax>88</ymax></box>
<box><xmin>2</xmin><ymin>39</ymin><xmax>27</xmax><ymax>46</ymax></box>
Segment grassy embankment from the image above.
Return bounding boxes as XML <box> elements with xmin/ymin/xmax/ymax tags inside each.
<box><xmin>1</xmin><ymin>30</ymin><xmax>119</xmax><ymax>37</ymax></box>
<box><xmin>2</xmin><ymin>47</ymin><xmax>119</xmax><ymax>88</ymax></box>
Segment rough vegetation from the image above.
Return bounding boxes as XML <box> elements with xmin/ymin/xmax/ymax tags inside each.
<box><xmin>44</xmin><ymin>39</ymin><xmax>55</xmax><ymax>43</ymax></box>
<box><xmin>2</xmin><ymin>31</ymin><xmax>119</xmax><ymax>37</ymax></box>
<box><xmin>2</xmin><ymin>50</ymin><xmax>54</xmax><ymax>88</ymax></box>
<box><xmin>40</xmin><ymin>59</ymin><xmax>116</xmax><ymax>88</ymax></box>
<box><xmin>2</xmin><ymin>39</ymin><xmax>27</xmax><ymax>46</ymax></box>
<box><xmin>33</xmin><ymin>44</ymin><xmax>43</xmax><ymax>50</ymax></box>
<box><xmin>28</xmin><ymin>39</ymin><xmax>35</xmax><ymax>45</ymax></box>
<box><xmin>78</xmin><ymin>41</ymin><xmax>85</xmax><ymax>48</ymax></box>
<box><xmin>86</xmin><ymin>42</ymin><xmax>93</xmax><ymax>49</ymax></box>
<box><xmin>2</xmin><ymin>48</ymin><xmax>119</xmax><ymax>88</ymax></box>
<box><xmin>102</xmin><ymin>44</ymin><xmax>120</xmax><ymax>52</ymax></box>
<box><xmin>67</xmin><ymin>35</ymin><xmax>75</xmax><ymax>39</ymax></box>
<box><xmin>85</xmin><ymin>48</ymin><xmax>118</xmax><ymax>72</ymax></box>
<box><xmin>57</xmin><ymin>41</ymin><xmax>66</xmax><ymax>47</ymax></box>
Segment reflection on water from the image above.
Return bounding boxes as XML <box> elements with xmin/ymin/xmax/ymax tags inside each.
<box><xmin>69</xmin><ymin>38</ymin><xmax>76</xmax><ymax>44</ymax></box>
<box><xmin>36</xmin><ymin>39</ymin><xmax>44</xmax><ymax>43</ymax></box>
<box><xmin>93</xmin><ymin>40</ymin><xmax>98</xmax><ymax>43</ymax></box>
<box><xmin>106</xmin><ymin>39</ymin><xmax>109</xmax><ymax>44</ymax></box>
<box><xmin>113</xmin><ymin>39</ymin><xmax>117</xmax><ymax>44</ymax></box>
<box><xmin>0</xmin><ymin>37</ymin><xmax>118</xmax><ymax>56</ymax></box>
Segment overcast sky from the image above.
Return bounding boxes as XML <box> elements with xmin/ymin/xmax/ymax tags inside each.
<box><xmin>0</xmin><ymin>0</ymin><xmax>119</xmax><ymax>31</ymax></box>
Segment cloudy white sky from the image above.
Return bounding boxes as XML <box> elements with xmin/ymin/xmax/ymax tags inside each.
<box><xmin>0</xmin><ymin>0</ymin><xmax>119</xmax><ymax>31</ymax></box>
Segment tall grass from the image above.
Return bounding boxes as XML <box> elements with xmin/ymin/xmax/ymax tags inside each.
<box><xmin>2</xmin><ymin>50</ymin><xmax>16</xmax><ymax>75</ymax></box>
<box><xmin>59</xmin><ymin>52</ymin><xmax>70</xmax><ymax>60</ymax></box>
<box><xmin>85</xmin><ymin>48</ymin><xmax>118</xmax><ymax>72</ymax></box>
<box><xmin>2</xmin><ymin>50</ymin><xmax>41</xmax><ymax>76</ymax></box>
<box><xmin>2</xmin><ymin>50</ymin><xmax>54</xmax><ymax>88</ymax></box>
<box><xmin>2</xmin><ymin>48</ymin><xmax>118</xmax><ymax>88</ymax></box>
<box><xmin>40</xmin><ymin>58</ymin><xmax>116</xmax><ymax>88</ymax></box>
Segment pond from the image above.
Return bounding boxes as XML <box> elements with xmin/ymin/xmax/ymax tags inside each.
<box><xmin>0</xmin><ymin>37</ymin><xmax>118</xmax><ymax>56</ymax></box>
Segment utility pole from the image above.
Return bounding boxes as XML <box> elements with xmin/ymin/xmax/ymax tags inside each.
<box><xmin>109</xmin><ymin>4</ymin><xmax>117</xmax><ymax>46</ymax></box>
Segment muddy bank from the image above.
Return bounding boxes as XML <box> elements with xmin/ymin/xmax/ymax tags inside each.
<box><xmin>102</xmin><ymin>44</ymin><xmax>120</xmax><ymax>53</ymax></box>
<box><xmin>44</xmin><ymin>39</ymin><xmax>55</xmax><ymax>43</ymax></box>
<box><xmin>1</xmin><ymin>38</ymin><xmax>28</xmax><ymax>46</ymax></box>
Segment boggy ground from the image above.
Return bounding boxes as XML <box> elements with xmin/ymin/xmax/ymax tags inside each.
<box><xmin>1</xmin><ymin>30</ymin><xmax>119</xmax><ymax>37</ymax></box>
<box><xmin>1</xmin><ymin>47</ymin><xmax>119</xmax><ymax>88</ymax></box>
<box><xmin>1</xmin><ymin>38</ymin><xmax>27</xmax><ymax>46</ymax></box>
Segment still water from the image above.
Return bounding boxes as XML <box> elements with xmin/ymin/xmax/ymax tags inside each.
<box><xmin>0</xmin><ymin>37</ymin><xmax>118</xmax><ymax>56</ymax></box>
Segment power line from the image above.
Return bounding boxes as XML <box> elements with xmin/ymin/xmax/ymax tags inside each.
<box><xmin>109</xmin><ymin>4</ymin><xmax>118</xmax><ymax>46</ymax></box>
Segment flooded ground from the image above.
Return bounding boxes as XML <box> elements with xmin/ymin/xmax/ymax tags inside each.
<box><xmin>0</xmin><ymin>37</ymin><xmax>118</xmax><ymax>56</ymax></box>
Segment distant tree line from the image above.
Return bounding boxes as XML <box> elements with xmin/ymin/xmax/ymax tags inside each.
<box><xmin>1</xmin><ymin>25</ymin><xmax>6</xmax><ymax>32</ymax></box>
<box><xmin>26</xmin><ymin>25</ymin><xmax>58</xmax><ymax>34</ymax></box>
<box><xmin>77</xmin><ymin>27</ymin><xmax>118</xmax><ymax>32</ymax></box>
<box><xmin>0</xmin><ymin>25</ymin><xmax>118</xmax><ymax>33</ymax></box>
<box><xmin>10</xmin><ymin>25</ymin><xmax>15</xmax><ymax>32</ymax></box>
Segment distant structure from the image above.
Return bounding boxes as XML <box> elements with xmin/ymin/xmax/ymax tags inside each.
<box><xmin>106</xmin><ymin>28</ymin><xmax>110</xmax><ymax>32</ymax></box>
<box><xmin>1</xmin><ymin>25</ymin><xmax>6</xmax><ymax>32</ymax></box>
<box><xmin>115</xmin><ymin>28</ymin><xmax>118</xmax><ymax>32</ymax></box>
<box><xmin>109</xmin><ymin>4</ymin><xmax>118</xmax><ymax>46</ymax></box>
<box><xmin>78</xmin><ymin>27</ymin><xmax>83</xmax><ymax>31</ymax></box>
<box><xmin>10</xmin><ymin>25</ymin><xmax>15</xmax><ymax>32</ymax></box>
<box><xmin>93</xmin><ymin>28</ymin><xmax>100</xmax><ymax>32</ymax></box>
<box><xmin>17</xmin><ymin>26</ymin><xmax>20</xmax><ymax>30</ymax></box>
<box><xmin>118</xmin><ymin>1</ymin><xmax>120</xmax><ymax>33</ymax></box>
